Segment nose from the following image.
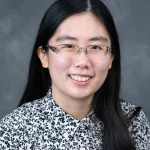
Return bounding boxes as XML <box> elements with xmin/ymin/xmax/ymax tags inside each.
<box><xmin>73</xmin><ymin>49</ymin><xmax>92</xmax><ymax>69</ymax></box>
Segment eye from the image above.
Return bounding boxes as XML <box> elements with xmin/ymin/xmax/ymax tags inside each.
<box><xmin>91</xmin><ymin>45</ymin><xmax>102</xmax><ymax>50</ymax></box>
<box><xmin>64</xmin><ymin>44</ymin><xmax>74</xmax><ymax>48</ymax></box>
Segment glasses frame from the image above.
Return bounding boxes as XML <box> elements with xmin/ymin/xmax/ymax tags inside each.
<box><xmin>44</xmin><ymin>44</ymin><xmax>112</xmax><ymax>55</ymax></box>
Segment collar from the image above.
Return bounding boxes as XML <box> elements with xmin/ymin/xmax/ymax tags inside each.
<box><xmin>42</xmin><ymin>87</ymin><xmax>98</xmax><ymax>141</ymax></box>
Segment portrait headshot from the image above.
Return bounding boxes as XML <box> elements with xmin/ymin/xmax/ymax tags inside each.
<box><xmin>0</xmin><ymin>0</ymin><xmax>150</xmax><ymax>149</ymax></box>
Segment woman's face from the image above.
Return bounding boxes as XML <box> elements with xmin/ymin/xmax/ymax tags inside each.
<box><xmin>39</xmin><ymin>12</ymin><xmax>114</xmax><ymax>102</ymax></box>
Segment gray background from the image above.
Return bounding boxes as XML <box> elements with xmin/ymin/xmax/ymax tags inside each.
<box><xmin>0</xmin><ymin>0</ymin><xmax>150</xmax><ymax>121</ymax></box>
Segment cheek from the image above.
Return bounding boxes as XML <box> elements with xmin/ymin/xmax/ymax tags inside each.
<box><xmin>48</xmin><ymin>55</ymin><xmax>72</xmax><ymax>73</ymax></box>
<box><xmin>94</xmin><ymin>61</ymin><xmax>110</xmax><ymax>89</ymax></box>
<box><xmin>94</xmin><ymin>60</ymin><xmax>110</xmax><ymax>78</ymax></box>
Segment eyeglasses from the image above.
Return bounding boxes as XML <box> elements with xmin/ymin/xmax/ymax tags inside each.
<box><xmin>44</xmin><ymin>44</ymin><xmax>112</xmax><ymax>59</ymax></box>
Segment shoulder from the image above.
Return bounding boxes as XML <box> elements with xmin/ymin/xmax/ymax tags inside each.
<box><xmin>0</xmin><ymin>94</ymin><xmax>55</xmax><ymax>125</ymax></box>
<box><xmin>0</xmin><ymin>96</ymin><xmax>45</xmax><ymax>124</ymax></box>
<box><xmin>129</xmin><ymin>109</ymin><xmax>150</xmax><ymax>149</ymax></box>
<box><xmin>120</xmin><ymin>100</ymin><xmax>150</xmax><ymax>149</ymax></box>
<box><xmin>120</xmin><ymin>99</ymin><xmax>139</xmax><ymax>116</ymax></box>
<box><xmin>0</xmin><ymin>95</ymin><xmax>54</xmax><ymax>148</ymax></box>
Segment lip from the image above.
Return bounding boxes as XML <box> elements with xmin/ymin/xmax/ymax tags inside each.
<box><xmin>69</xmin><ymin>74</ymin><xmax>92</xmax><ymax>85</ymax></box>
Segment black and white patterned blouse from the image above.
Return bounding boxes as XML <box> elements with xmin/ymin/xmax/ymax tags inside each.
<box><xmin>0</xmin><ymin>88</ymin><xmax>150</xmax><ymax>150</ymax></box>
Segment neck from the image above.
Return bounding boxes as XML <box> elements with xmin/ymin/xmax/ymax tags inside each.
<box><xmin>52</xmin><ymin>88</ymin><xmax>93</xmax><ymax>120</ymax></box>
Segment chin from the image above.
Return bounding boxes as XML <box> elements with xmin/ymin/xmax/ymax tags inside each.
<box><xmin>68</xmin><ymin>90</ymin><xmax>94</xmax><ymax>100</ymax></box>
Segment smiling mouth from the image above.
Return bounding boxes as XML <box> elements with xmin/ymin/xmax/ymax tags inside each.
<box><xmin>69</xmin><ymin>74</ymin><xmax>92</xmax><ymax>82</ymax></box>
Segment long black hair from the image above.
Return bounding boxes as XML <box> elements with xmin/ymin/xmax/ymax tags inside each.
<box><xmin>18</xmin><ymin>0</ymin><xmax>138</xmax><ymax>149</ymax></box>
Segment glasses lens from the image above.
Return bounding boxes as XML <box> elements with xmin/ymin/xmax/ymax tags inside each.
<box><xmin>88</xmin><ymin>45</ymin><xmax>108</xmax><ymax>58</ymax></box>
<box><xmin>57</xmin><ymin>44</ymin><xmax>77</xmax><ymax>58</ymax></box>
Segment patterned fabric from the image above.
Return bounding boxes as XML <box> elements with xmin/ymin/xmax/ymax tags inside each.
<box><xmin>0</xmin><ymin>88</ymin><xmax>150</xmax><ymax>150</ymax></box>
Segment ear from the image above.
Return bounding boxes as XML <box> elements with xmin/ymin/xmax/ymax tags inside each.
<box><xmin>108</xmin><ymin>55</ymin><xmax>115</xmax><ymax>69</ymax></box>
<box><xmin>37</xmin><ymin>46</ymin><xmax>49</xmax><ymax>68</ymax></box>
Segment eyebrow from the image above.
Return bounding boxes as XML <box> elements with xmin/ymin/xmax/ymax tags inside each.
<box><xmin>89</xmin><ymin>36</ymin><xmax>108</xmax><ymax>43</ymax></box>
<box><xmin>56</xmin><ymin>36</ymin><xmax>78</xmax><ymax>42</ymax></box>
<box><xmin>56</xmin><ymin>35</ymin><xmax>109</xmax><ymax>43</ymax></box>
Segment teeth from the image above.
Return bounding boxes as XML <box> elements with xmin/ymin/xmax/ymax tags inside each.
<box><xmin>70</xmin><ymin>75</ymin><xmax>91</xmax><ymax>82</ymax></box>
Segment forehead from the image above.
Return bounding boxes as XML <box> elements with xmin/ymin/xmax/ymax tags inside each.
<box><xmin>50</xmin><ymin>12</ymin><xmax>111</xmax><ymax>45</ymax></box>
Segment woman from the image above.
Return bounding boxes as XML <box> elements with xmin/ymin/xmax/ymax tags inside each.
<box><xmin>0</xmin><ymin>0</ymin><xmax>149</xmax><ymax>149</ymax></box>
